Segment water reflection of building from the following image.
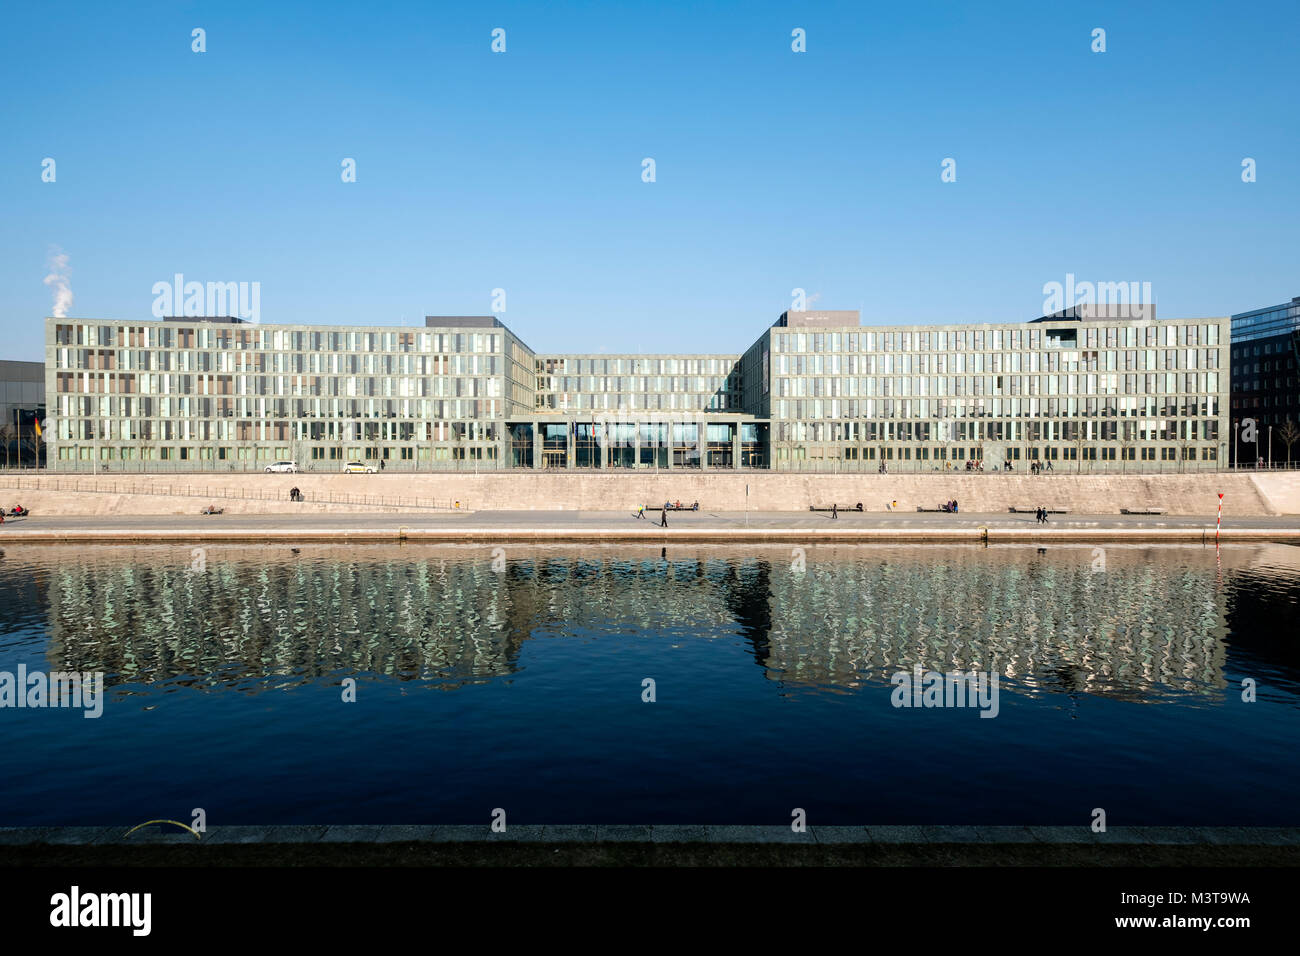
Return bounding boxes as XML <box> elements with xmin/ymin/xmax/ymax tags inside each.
<box><xmin>1220</xmin><ymin>543</ymin><xmax>1300</xmax><ymax>694</ymax></box>
<box><xmin>30</xmin><ymin>543</ymin><xmax>1298</xmax><ymax>701</ymax></box>
<box><xmin>761</xmin><ymin>546</ymin><xmax>1234</xmax><ymax>698</ymax></box>
<box><xmin>44</xmin><ymin>552</ymin><xmax>529</xmax><ymax>689</ymax></box>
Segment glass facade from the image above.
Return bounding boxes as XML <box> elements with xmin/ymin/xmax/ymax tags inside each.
<box><xmin>1229</xmin><ymin>297</ymin><xmax>1300</xmax><ymax>464</ymax></box>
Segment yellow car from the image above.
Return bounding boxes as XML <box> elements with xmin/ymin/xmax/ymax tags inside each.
<box><xmin>342</xmin><ymin>461</ymin><xmax>376</xmax><ymax>474</ymax></box>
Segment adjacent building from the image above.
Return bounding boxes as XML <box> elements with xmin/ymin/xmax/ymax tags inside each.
<box><xmin>43</xmin><ymin>306</ymin><xmax>1231</xmax><ymax>472</ymax></box>
<box><xmin>0</xmin><ymin>359</ymin><xmax>46</xmax><ymax>468</ymax></box>
<box><xmin>1230</xmin><ymin>296</ymin><xmax>1300</xmax><ymax>465</ymax></box>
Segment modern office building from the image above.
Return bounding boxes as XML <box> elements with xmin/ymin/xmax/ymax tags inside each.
<box><xmin>0</xmin><ymin>359</ymin><xmax>46</xmax><ymax>468</ymax></box>
<box><xmin>44</xmin><ymin>306</ymin><xmax>1230</xmax><ymax>472</ymax></box>
<box><xmin>1230</xmin><ymin>296</ymin><xmax>1300</xmax><ymax>465</ymax></box>
<box><xmin>740</xmin><ymin>305</ymin><xmax>1227</xmax><ymax>472</ymax></box>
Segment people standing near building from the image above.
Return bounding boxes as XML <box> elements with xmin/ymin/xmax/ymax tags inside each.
<box><xmin>831</xmin><ymin>502</ymin><xmax>837</xmax><ymax>520</ymax></box>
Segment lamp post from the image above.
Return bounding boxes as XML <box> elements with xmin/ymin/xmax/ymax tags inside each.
<box><xmin>1268</xmin><ymin>424</ymin><xmax>1273</xmax><ymax>469</ymax></box>
<box><xmin>1233</xmin><ymin>420</ymin><xmax>1239</xmax><ymax>470</ymax></box>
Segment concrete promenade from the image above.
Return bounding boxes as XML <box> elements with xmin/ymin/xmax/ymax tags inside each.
<box><xmin>3</xmin><ymin>510</ymin><xmax>1300</xmax><ymax>543</ymax></box>
<box><xmin>4</xmin><ymin>470</ymin><xmax>1300</xmax><ymax>516</ymax></box>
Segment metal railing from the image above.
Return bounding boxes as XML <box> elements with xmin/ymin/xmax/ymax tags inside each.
<box><xmin>0</xmin><ymin>476</ymin><xmax>467</xmax><ymax>512</ymax></box>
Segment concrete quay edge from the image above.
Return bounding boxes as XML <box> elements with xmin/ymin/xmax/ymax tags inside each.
<box><xmin>1</xmin><ymin>824</ymin><xmax>1297</xmax><ymax>846</ymax></box>
<box><xmin>2</xmin><ymin>526</ymin><xmax>1299</xmax><ymax>544</ymax></box>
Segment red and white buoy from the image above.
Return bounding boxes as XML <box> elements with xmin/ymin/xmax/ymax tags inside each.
<box><xmin>1217</xmin><ymin>492</ymin><xmax>1223</xmax><ymax>540</ymax></box>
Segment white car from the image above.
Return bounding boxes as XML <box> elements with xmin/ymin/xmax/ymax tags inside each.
<box><xmin>342</xmin><ymin>461</ymin><xmax>376</xmax><ymax>474</ymax></box>
<box><xmin>265</xmin><ymin>460</ymin><xmax>298</xmax><ymax>473</ymax></box>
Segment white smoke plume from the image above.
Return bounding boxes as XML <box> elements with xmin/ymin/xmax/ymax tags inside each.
<box><xmin>43</xmin><ymin>248</ymin><xmax>73</xmax><ymax>318</ymax></box>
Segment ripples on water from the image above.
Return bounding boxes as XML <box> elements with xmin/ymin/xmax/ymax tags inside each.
<box><xmin>0</xmin><ymin>543</ymin><xmax>1297</xmax><ymax>825</ymax></box>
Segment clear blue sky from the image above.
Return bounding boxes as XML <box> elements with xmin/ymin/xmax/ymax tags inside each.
<box><xmin>2</xmin><ymin>0</ymin><xmax>1296</xmax><ymax>361</ymax></box>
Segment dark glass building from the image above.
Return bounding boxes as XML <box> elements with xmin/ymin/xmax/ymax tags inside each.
<box><xmin>1230</xmin><ymin>296</ymin><xmax>1300</xmax><ymax>466</ymax></box>
<box><xmin>0</xmin><ymin>359</ymin><xmax>46</xmax><ymax>468</ymax></box>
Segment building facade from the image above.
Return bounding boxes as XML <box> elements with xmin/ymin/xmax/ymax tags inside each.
<box><xmin>0</xmin><ymin>359</ymin><xmax>46</xmax><ymax>468</ymax></box>
<box><xmin>1230</xmin><ymin>296</ymin><xmax>1300</xmax><ymax>466</ymax></box>
<box><xmin>743</xmin><ymin>307</ymin><xmax>1228</xmax><ymax>472</ymax></box>
<box><xmin>43</xmin><ymin>307</ymin><xmax>1230</xmax><ymax>473</ymax></box>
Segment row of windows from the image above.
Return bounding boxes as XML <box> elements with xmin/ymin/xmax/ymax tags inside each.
<box><xmin>56</xmin><ymin>417</ymin><xmax>505</xmax><ymax>442</ymax></box>
<box><xmin>54</xmin><ymin>324</ymin><xmax>505</xmax><ymax>355</ymax></box>
<box><xmin>781</xmin><ymin>445</ymin><xmax>1218</xmax><ymax>462</ymax></box>
<box><xmin>538</xmin><ymin>393</ymin><xmax>739</xmax><ymax>412</ymax></box>
<box><xmin>538</xmin><ymin>376</ymin><xmax>733</xmax><ymax>394</ymax></box>
<box><xmin>772</xmin><ymin>397</ymin><xmax>1220</xmax><ymax>420</ymax></box>
<box><xmin>56</xmin><ymin>372</ymin><xmax>503</xmax><ymax>401</ymax></box>
<box><xmin>53</xmin><ymin>349</ymin><xmax>504</xmax><ymax>376</ymax></box>
<box><xmin>56</xmin><ymin>444</ymin><xmax>501</xmax><ymax>462</ymax></box>
<box><xmin>773</xmin><ymin>372</ymin><xmax>1220</xmax><ymax>399</ymax></box>
<box><xmin>772</xmin><ymin>324</ymin><xmax>1221</xmax><ymax>355</ymax></box>
<box><xmin>772</xmin><ymin>419</ymin><xmax>1218</xmax><ymax>443</ymax></box>
<box><xmin>536</xmin><ymin>357</ymin><xmax>737</xmax><ymax>375</ymax></box>
<box><xmin>774</xmin><ymin>349</ymin><xmax>1219</xmax><ymax>376</ymax></box>
<box><xmin>1233</xmin><ymin>362</ymin><xmax>1295</xmax><ymax>376</ymax></box>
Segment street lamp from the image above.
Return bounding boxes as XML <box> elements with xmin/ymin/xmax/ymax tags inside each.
<box><xmin>1233</xmin><ymin>419</ymin><xmax>1239</xmax><ymax>470</ymax></box>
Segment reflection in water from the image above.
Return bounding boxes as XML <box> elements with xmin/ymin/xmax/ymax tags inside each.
<box><xmin>16</xmin><ymin>543</ymin><xmax>1299</xmax><ymax>703</ymax></box>
<box><xmin>763</xmin><ymin>549</ymin><xmax>1231</xmax><ymax>699</ymax></box>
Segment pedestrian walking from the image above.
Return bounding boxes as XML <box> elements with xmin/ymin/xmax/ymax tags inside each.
<box><xmin>636</xmin><ymin>504</ymin><xmax>645</xmax><ymax>519</ymax></box>
<box><xmin>660</xmin><ymin>508</ymin><xmax>668</xmax><ymax>528</ymax></box>
<box><xmin>831</xmin><ymin>502</ymin><xmax>838</xmax><ymax>520</ymax></box>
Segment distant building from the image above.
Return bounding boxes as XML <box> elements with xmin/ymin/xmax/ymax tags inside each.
<box><xmin>0</xmin><ymin>359</ymin><xmax>45</xmax><ymax>468</ymax></box>
<box><xmin>44</xmin><ymin>307</ymin><xmax>1230</xmax><ymax>473</ymax></box>
<box><xmin>1230</xmin><ymin>296</ymin><xmax>1300</xmax><ymax>465</ymax></box>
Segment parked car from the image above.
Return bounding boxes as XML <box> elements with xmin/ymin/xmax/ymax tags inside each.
<box><xmin>265</xmin><ymin>460</ymin><xmax>299</xmax><ymax>473</ymax></box>
<box><xmin>342</xmin><ymin>461</ymin><xmax>376</xmax><ymax>474</ymax></box>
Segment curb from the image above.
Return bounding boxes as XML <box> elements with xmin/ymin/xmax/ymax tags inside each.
<box><xmin>2</xmin><ymin>527</ymin><xmax>1300</xmax><ymax>544</ymax></box>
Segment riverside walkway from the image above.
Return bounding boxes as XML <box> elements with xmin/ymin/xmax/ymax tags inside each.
<box><xmin>2</xmin><ymin>511</ymin><xmax>1298</xmax><ymax>543</ymax></box>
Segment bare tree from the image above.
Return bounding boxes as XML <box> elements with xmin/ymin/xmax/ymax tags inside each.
<box><xmin>24</xmin><ymin>431</ymin><xmax>45</xmax><ymax>470</ymax></box>
<box><xmin>0</xmin><ymin>425</ymin><xmax>12</xmax><ymax>469</ymax></box>
<box><xmin>1280</xmin><ymin>419</ymin><xmax>1300</xmax><ymax>468</ymax></box>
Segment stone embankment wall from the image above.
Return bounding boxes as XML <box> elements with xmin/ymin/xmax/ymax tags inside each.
<box><xmin>0</xmin><ymin>471</ymin><xmax>1294</xmax><ymax>515</ymax></box>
